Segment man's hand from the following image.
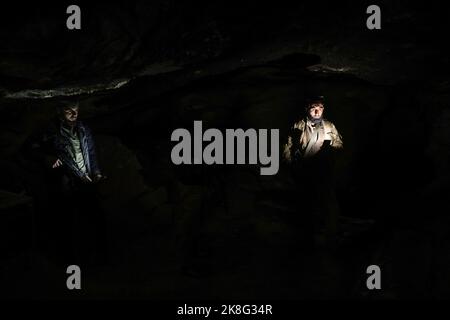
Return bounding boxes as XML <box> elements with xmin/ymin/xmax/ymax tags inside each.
<box><xmin>81</xmin><ymin>175</ymin><xmax>93</xmax><ymax>183</ymax></box>
<box><xmin>93</xmin><ymin>173</ymin><xmax>107</xmax><ymax>182</ymax></box>
<box><xmin>52</xmin><ymin>159</ymin><xmax>63</xmax><ymax>168</ymax></box>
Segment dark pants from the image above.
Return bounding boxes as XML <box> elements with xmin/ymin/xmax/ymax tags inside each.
<box><xmin>52</xmin><ymin>173</ymin><xmax>108</xmax><ymax>266</ymax></box>
<box><xmin>291</xmin><ymin>153</ymin><xmax>339</xmax><ymax>247</ymax></box>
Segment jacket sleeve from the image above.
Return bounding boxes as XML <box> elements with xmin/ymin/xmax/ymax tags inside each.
<box><xmin>283</xmin><ymin>135</ymin><xmax>293</xmax><ymax>163</ymax></box>
<box><xmin>330</xmin><ymin>123</ymin><xmax>343</xmax><ymax>149</ymax></box>
<box><xmin>84</xmin><ymin>126</ymin><xmax>101</xmax><ymax>176</ymax></box>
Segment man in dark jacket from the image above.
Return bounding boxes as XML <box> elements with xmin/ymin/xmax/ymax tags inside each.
<box><xmin>40</xmin><ymin>101</ymin><xmax>103</xmax><ymax>183</ymax></box>
<box><xmin>29</xmin><ymin>100</ymin><xmax>107</xmax><ymax>265</ymax></box>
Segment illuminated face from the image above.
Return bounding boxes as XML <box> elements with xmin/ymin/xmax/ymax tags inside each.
<box><xmin>308</xmin><ymin>103</ymin><xmax>324</xmax><ymax>120</ymax></box>
<box><xmin>63</xmin><ymin>106</ymin><xmax>79</xmax><ymax>123</ymax></box>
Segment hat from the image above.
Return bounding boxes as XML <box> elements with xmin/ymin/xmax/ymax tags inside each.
<box><xmin>305</xmin><ymin>95</ymin><xmax>325</xmax><ymax>105</ymax></box>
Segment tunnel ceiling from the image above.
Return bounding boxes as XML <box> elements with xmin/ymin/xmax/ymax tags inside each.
<box><xmin>0</xmin><ymin>1</ymin><xmax>448</xmax><ymax>100</ymax></box>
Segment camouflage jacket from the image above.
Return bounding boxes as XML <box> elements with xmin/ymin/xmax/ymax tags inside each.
<box><xmin>283</xmin><ymin>118</ymin><xmax>343</xmax><ymax>163</ymax></box>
